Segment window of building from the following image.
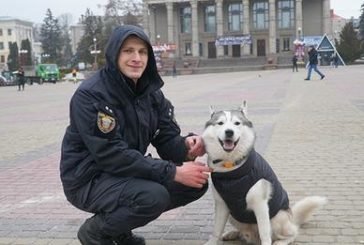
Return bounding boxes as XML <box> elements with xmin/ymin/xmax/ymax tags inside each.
<box><xmin>283</xmin><ymin>37</ymin><xmax>290</xmax><ymax>51</ymax></box>
<box><xmin>276</xmin><ymin>38</ymin><xmax>280</xmax><ymax>53</ymax></box>
<box><xmin>228</xmin><ymin>3</ymin><xmax>243</xmax><ymax>31</ymax></box>
<box><xmin>253</xmin><ymin>1</ymin><xmax>269</xmax><ymax>30</ymax></box>
<box><xmin>204</xmin><ymin>5</ymin><xmax>216</xmax><ymax>33</ymax></box>
<box><xmin>278</xmin><ymin>0</ymin><xmax>295</xmax><ymax>29</ymax></box>
<box><xmin>0</xmin><ymin>56</ymin><xmax>4</xmax><ymax>63</ymax></box>
<box><xmin>8</xmin><ymin>42</ymin><xmax>12</xmax><ymax>49</ymax></box>
<box><xmin>224</xmin><ymin>45</ymin><xmax>228</xmax><ymax>56</ymax></box>
<box><xmin>0</xmin><ymin>42</ymin><xmax>4</xmax><ymax>50</ymax></box>
<box><xmin>0</xmin><ymin>29</ymin><xmax>3</xmax><ymax>36</ymax></box>
<box><xmin>199</xmin><ymin>43</ymin><xmax>203</xmax><ymax>56</ymax></box>
<box><xmin>180</xmin><ymin>7</ymin><xmax>192</xmax><ymax>33</ymax></box>
<box><xmin>8</xmin><ymin>29</ymin><xmax>12</xmax><ymax>36</ymax></box>
<box><xmin>185</xmin><ymin>42</ymin><xmax>192</xmax><ymax>55</ymax></box>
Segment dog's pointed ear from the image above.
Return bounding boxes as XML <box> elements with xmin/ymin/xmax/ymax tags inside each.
<box><xmin>209</xmin><ymin>105</ymin><xmax>215</xmax><ymax>116</ymax></box>
<box><xmin>240</xmin><ymin>100</ymin><xmax>248</xmax><ymax>116</ymax></box>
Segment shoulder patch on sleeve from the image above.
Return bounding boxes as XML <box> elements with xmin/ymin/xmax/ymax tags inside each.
<box><xmin>97</xmin><ymin>112</ymin><xmax>116</xmax><ymax>133</ymax></box>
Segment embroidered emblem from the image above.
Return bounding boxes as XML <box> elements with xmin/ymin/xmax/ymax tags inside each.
<box><xmin>97</xmin><ymin>112</ymin><xmax>116</xmax><ymax>133</ymax></box>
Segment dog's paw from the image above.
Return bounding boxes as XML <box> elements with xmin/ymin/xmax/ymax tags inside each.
<box><xmin>273</xmin><ymin>241</ymin><xmax>290</xmax><ymax>245</ymax></box>
<box><xmin>204</xmin><ymin>236</ymin><xmax>223</xmax><ymax>245</ymax></box>
<box><xmin>222</xmin><ymin>230</ymin><xmax>240</xmax><ymax>241</ymax></box>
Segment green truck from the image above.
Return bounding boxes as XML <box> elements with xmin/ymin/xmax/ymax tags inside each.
<box><xmin>22</xmin><ymin>64</ymin><xmax>60</xmax><ymax>84</ymax></box>
<box><xmin>35</xmin><ymin>64</ymin><xmax>60</xmax><ymax>83</ymax></box>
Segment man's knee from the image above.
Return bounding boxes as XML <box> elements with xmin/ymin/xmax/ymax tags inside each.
<box><xmin>130</xmin><ymin>182</ymin><xmax>170</xmax><ymax>217</ymax></box>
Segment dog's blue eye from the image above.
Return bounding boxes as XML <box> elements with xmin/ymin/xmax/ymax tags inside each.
<box><xmin>234</xmin><ymin>122</ymin><xmax>241</xmax><ymax>126</ymax></box>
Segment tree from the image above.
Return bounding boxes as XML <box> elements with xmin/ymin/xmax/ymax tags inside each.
<box><xmin>40</xmin><ymin>9</ymin><xmax>63</xmax><ymax>64</ymax></box>
<box><xmin>20</xmin><ymin>39</ymin><xmax>32</xmax><ymax>66</ymax></box>
<box><xmin>76</xmin><ymin>9</ymin><xmax>103</xmax><ymax>66</ymax></box>
<box><xmin>336</xmin><ymin>22</ymin><xmax>363</xmax><ymax>63</ymax></box>
<box><xmin>94</xmin><ymin>0</ymin><xmax>143</xmax><ymax>66</ymax></box>
<box><xmin>58</xmin><ymin>14</ymin><xmax>74</xmax><ymax>67</ymax></box>
<box><xmin>359</xmin><ymin>2</ymin><xmax>364</xmax><ymax>40</ymax></box>
<box><xmin>107</xmin><ymin>0</ymin><xmax>142</xmax><ymax>25</ymax></box>
<box><xmin>7</xmin><ymin>42</ymin><xmax>19</xmax><ymax>71</ymax></box>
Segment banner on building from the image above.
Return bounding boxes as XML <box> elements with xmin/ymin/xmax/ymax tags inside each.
<box><xmin>302</xmin><ymin>36</ymin><xmax>322</xmax><ymax>47</ymax></box>
<box><xmin>215</xmin><ymin>35</ymin><xmax>252</xmax><ymax>46</ymax></box>
<box><xmin>152</xmin><ymin>44</ymin><xmax>177</xmax><ymax>52</ymax></box>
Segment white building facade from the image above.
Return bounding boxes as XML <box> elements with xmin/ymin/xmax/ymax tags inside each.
<box><xmin>143</xmin><ymin>0</ymin><xmax>331</xmax><ymax>59</ymax></box>
<box><xmin>0</xmin><ymin>17</ymin><xmax>34</xmax><ymax>69</ymax></box>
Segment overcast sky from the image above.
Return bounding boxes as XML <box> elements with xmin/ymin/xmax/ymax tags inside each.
<box><xmin>1</xmin><ymin>0</ymin><xmax>363</xmax><ymax>25</ymax></box>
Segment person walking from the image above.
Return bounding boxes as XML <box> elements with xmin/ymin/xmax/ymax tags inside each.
<box><xmin>71</xmin><ymin>68</ymin><xmax>77</xmax><ymax>83</ymax></box>
<box><xmin>17</xmin><ymin>67</ymin><xmax>25</xmax><ymax>91</ymax></box>
<box><xmin>60</xmin><ymin>25</ymin><xmax>211</xmax><ymax>245</ymax></box>
<box><xmin>333</xmin><ymin>53</ymin><xmax>339</xmax><ymax>68</ymax></box>
<box><xmin>304</xmin><ymin>46</ymin><xmax>325</xmax><ymax>81</ymax></box>
<box><xmin>292</xmin><ymin>54</ymin><xmax>298</xmax><ymax>72</ymax></box>
<box><xmin>172</xmin><ymin>61</ymin><xmax>177</xmax><ymax>77</ymax></box>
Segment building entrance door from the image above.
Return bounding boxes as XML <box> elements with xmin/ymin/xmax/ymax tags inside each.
<box><xmin>208</xmin><ymin>42</ymin><xmax>217</xmax><ymax>58</ymax></box>
<box><xmin>257</xmin><ymin>39</ymin><xmax>266</xmax><ymax>56</ymax></box>
<box><xmin>232</xmin><ymin>45</ymin><xmax>241</xmax><ymax>57</ymax></box>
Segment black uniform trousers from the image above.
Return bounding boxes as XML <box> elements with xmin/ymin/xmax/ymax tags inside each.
<box><xmin>66</xmin><ymin>173</ymin><xmax>208</xmax><ymax>237</ymax></box>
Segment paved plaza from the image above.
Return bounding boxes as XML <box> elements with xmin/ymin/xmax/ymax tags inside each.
<box><xmin>0</xmin><ymin>65</ymin><xmax>364</xmax><ymax>245</ymax></box>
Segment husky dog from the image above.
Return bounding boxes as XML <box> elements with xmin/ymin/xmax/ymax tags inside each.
<box><xmin>202</xmin><ymin>101</ymin><xmax>327</xmax><ymax>245</ymax></box>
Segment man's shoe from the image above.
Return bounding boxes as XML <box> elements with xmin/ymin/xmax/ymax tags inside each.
<box><xmin>78</xmin><ymin>217</ymin><xmax>114</xmax><ymax>245</ymax></box>
<box><xmin>321</xmin><ymin>75</ymin><xmax>325</xmax><ymax>80</ymax></box>
<box><xmin>304</xmin><ymin>78</ymin><xmax>310</xmax><ymax>80</ymax></box>
<box><xmin>113</xmin><ymin>232</ymin><xmax>146</xmax><ymax>245</ymax></box>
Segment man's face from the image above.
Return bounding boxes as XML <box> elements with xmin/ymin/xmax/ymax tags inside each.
<box><xmin>118</xmin><ymin>36</ymin><xmax>148</xmax><ymax>83</ymax></box>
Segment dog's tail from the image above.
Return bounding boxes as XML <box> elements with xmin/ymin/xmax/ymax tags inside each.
<box><xmin>291</xmin><ymin>196</ymin><xmax>327</xmax><ymax>226</ymax></box>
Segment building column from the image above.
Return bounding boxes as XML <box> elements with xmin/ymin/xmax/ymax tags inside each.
<box><xmin>216</xmin><ymin>0</ymin><xmax>224</xmax><ymax>57</ymax></box>
<box><xmin>190</xmin><ymin>0</ymin><xmax>199</xmax><ymax>57</ymax></box>
<box><xmin>149</xmin><ymin>5</ymin><xmax>156</xmax><ymax>44</ymax></box>
<box><xmin>242</xmin><ymin>0</ymin><xmax>250</xmax><ymax>55</ymax></box>
<box><xmin>295</xmin><ymin>0</ymin><xmax>303</xmax><ymax>39</ymax></box>
<box><xmin>166</xmin><ymin>2</ymin><xmax>174</xmax><ymax>44</ymax></box>
<box><xmin>268</xmin><ymin>0</ymin><xmax>276</xmax><ymax>55</ymax></box>
<box><xmin>322</xmin><ymin>0</ymin><xmax>331</xmax><ymax>35</ymax></box>
<box><xmin>143</xmin><ymin>2</ymin><xmax>150</xmax><ymax>40</ymax></box>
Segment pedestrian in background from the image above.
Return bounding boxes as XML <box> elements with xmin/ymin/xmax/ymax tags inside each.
<box><xmin>172</xmin><ymin>61</ymin><xmax>177</xmax><ymax>77</ymax></box>
<box><xmin>60</xmin><ymin>25</ymin><xmax>210</xmax><ymax>245</ymax></box>
<box><xmin>333</xmin><ymin>53</ymin><xmax>339</xmax><ymax>68</ymax></box>
<box><xmin>71</xmin><ymin>68</ymin><xmax>77</xmax><ymax>83</ymax></box>
<box><xmin>292</xmin><ymin>54</ymin><xmax>298</xmax><ymax>72</ymax></box>
<box><xmin>17</xmin><ymin>67</ymin><xmax>25</xmax><ymax>91</ymax></box>
<box><xmin>304</xmin><ymin>46</ymin><xmax>325</xmax><ymax>81</ymax></box>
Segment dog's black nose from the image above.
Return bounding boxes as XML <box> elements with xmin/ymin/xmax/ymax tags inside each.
<box><xmin>225</xmin><ymin>129</ymin><xmax>234</xmax><ymax>138</ymax></box>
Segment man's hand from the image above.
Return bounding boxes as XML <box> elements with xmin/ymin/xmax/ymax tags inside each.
<box><xmin>185</xmin><ymin>135</ymin><xmax>206</xmax><ymax>160</ymax></box>
<box><xmin>174</xmin><ymin>161</ymin><xmax>211</xmax><ymax>188</ymax></box>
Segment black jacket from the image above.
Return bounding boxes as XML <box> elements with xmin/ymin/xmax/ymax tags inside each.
<box><xmin>60</xmin><ymin>25</ymin><xmax>188</xmax><ymax>193</ymax></box>
<box><xmin>308</xmin><ymin>48</ymin><xmax>319</xmax><ymax>65</ymax></box>
<box><xmin>211</xmin><ymin>150</ymin><xmax>289</xmax><ymax>224</ymax></box>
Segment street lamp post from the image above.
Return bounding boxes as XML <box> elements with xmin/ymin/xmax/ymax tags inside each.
<box><xmin>93</xmin><ymin>38</ymin><xmax>97</xmax><ymax>69</ymax></box>
<box><xmin>90</xmin><ymin>37</ymin><xmax>101</xmax><ymax>70</ymax></box>
<box><xmin>41</xmin><ymin>53</ymin><xmax>50</xmax><ymax>63</ymax></box>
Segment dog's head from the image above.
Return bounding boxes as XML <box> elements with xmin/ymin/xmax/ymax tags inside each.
<box><xmin>202</xmin><ymin>101</ymin><xmax>256</xmax><ymax>172</ymax></box>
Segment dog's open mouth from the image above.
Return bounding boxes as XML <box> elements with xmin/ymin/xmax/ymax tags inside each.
<box><xmin>219</xmin><ymin>138</ymin><xmax>239</xmax><ymax>152</ymax></box>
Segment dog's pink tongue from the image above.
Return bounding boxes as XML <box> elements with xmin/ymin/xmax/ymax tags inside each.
<box><xmin>223</xmin><ymin>141</ymin><xmax>235</xmax><ymax>150</ymax></box>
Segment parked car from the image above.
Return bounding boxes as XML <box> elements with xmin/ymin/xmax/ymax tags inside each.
<box><xmin>0</xmin><ymin>75</ymin><xmax>6</xmax><ymax>86</ymax></box>
<box><xmin>0</xmin><ymin>71</ymin><xmax>15</xmax><ymax>86</ymax></box>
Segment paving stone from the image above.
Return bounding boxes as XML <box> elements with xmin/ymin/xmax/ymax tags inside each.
<box><xmin>0</xmin><ymin>66</ymin><xmax>364</xmax><ymax>244</ymax></box>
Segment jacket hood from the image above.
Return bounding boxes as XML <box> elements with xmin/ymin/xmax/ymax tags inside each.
<box><xmin>103</xmin><ymin>25</ymin><xmax>162</xmax><ymax>87</ymax></box>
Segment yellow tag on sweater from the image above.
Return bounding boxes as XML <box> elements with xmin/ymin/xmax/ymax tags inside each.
<box><xmin>223</xmin><ymin>161</ymin><xmax>234</xmax><ymax>168</ymax></box>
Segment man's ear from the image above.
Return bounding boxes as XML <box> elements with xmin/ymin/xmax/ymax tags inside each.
<box><xmin>240</xmin><ymin>100</ymin><xmax>248</xmax><ymax>116</ymax></box>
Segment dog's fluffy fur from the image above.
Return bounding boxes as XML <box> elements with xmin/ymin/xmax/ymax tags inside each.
<box><xmin>202</xmin><ymin>101</ymin><xmax>327</xmax><ymax>245</ymax></box>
